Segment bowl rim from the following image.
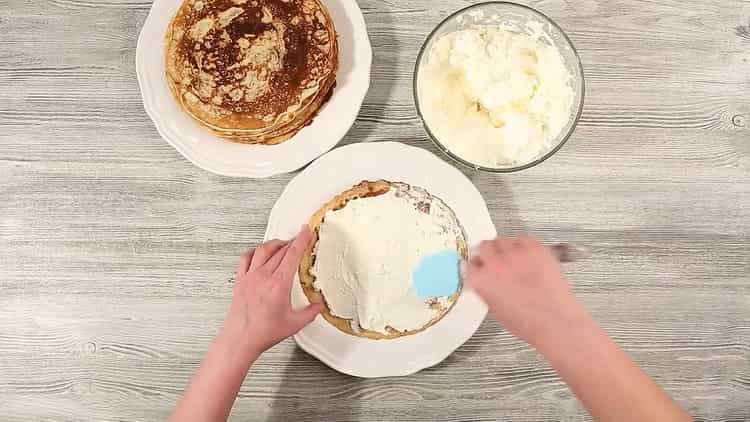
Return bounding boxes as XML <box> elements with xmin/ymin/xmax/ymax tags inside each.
<box><xmin>412</xmin><ymin>1</ymin><xmax>586</xmax><ymax>173</ymax></box>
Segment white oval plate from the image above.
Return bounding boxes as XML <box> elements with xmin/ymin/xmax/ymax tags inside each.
<box><xmin>136</xmin><ymin>0</ymin><xmax>372</xmax><ymax>178</ymax></box>
<box><xmin>265</xmin><ymin>142</ymin><xmax>496</xmax><ymax>378</ymax></box>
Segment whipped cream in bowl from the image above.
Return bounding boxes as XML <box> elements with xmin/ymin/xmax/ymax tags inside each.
<box><xmin>414</xmin><ymin>2</ymin><xmax>584</xmax><ymax>172</ymax></box>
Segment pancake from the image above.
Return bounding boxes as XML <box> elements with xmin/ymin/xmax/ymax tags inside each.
<box><xmin>165</xmin><ymin>0</ymin><xmax>338</xmax><ymax>144</ymax></box>
<box><xmin>298</xmin><ymin>181</ymin><xmax>468</xmax><ymax>340</ymax></box>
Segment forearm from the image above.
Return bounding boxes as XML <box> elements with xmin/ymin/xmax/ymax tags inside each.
<box><xmin>534</xmin><ymin>308</ymin><xmax>691</xmax><ymax>422</ymax></box>
<box><xmin>170</xmin><ymin>327</ymin><xmax>259</xmax><ymax>422</ymax></box>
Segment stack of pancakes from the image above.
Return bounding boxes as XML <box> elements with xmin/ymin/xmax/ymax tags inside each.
<box><xmin>298</xmin><ymin>181</ymin><xmax>468</xmax><ymax>339</ymax></box>
<box><xmin>165</xmin><ymin>0</ymin><xmax>338</xmax><ymax>145</ymax></box>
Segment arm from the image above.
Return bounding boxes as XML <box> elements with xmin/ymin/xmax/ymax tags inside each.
<box><xmin>465</xmin><ymin>236</ymin><xmax>691</xmax><ymax>422</ymax></box>
<box><xmin>170</xmin><ymin>227</ymin><xmax>323</xmax><ymax>422</ymax></box>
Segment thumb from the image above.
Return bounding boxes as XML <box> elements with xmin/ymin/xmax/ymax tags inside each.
<box><xmin>463</xmin><ymin>265</ymin><xmax>492</xmax><ymax>301</ymax></box>
<box><xmin>291</xmin><ymin>303</ymin><xmax>324</xmax><ymax>328</ymax></box>
<box><xmin>461</xmin><ymin>259</ymin><xmax>482</xmax><ymax>290</ymax></box>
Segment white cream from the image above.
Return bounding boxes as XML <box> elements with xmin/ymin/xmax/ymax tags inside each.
<box><xmin>311</xmin><ymin>189</ymin><xmax>459</xmax><ymax>334</ymax></box>
<box><xmin>418</xmin><ymin>24</ymin><xmax>574</xmax><ymax>167</ymax></box>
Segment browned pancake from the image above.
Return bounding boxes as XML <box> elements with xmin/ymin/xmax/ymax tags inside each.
<box><xmin>165</xmin><ymin>0</ymin><xmax>338</xmax><ymax>144</ymax></box>
<box><xmin>298</xmin><ymin>181</ymin><xmax>468</xmax><ymax>340</ymax></box>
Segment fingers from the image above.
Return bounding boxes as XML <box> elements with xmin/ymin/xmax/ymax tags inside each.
<box><xmin>464</xmin><ymin>256</ymin><xmax>489</xmax><ymax>292</ymax></box>
<box><xmin>463</xmin><ymin>257</ymin><xmax>479</xmax><ymax>283</ymax></box>
<box><xmin>492</xmin><ymin>235</ymin><xmax>541</xmax><ymax>254</ymax></box>
<box><xmin>249</xmin><ymin>239</ymin><xmax>288</xmax><ymax>271</ymax></box>
<box><xmin>479</xmin><ymin>236</ymin><xmax>527</xmax><ymax>258</ymax></box>
<box><xmin>479</xmin><ymin>240</ymin><xmax>498</xmax><ymax>259</ymax></box>
<box><xmin>290</xmin><ymin>303</ymin><xmax>324</xmax><ymax>329</ymax></box>
<box><xmin>275</xmin><ymin>226</ymin><xmax>313</xmax><ymax>281</ymax></box>
<box><xmin>495</xmin><ymin>237</ymin><xmax>517</xmax><ymax>253</ymax></box>
<box><xmin>549</xmin><ymin>243</ymin><xmax>576</xmax><ymax>263</ymax></box>
<box><xmin>464</xmin><ymin>274</ymin><xmax>491</xmax><ymax>304</ymax></box>
<box><xmin>236</xmin><ymin>250</ymin><xmax>254</xmax><ymax>276</ymax></box>
<box><xmin>468</xmin><ymin>256</ymin><xmax>483</xmax><ymax>271</ymax></box>
<box><xmin>517</xmin><ymin>234</ymin><xmax>541</xmax><ymax>248</ymax></box>
<box><xmin>263</xmin><ymin>243</ymin><xmax>290</xmax><ymax>272</ymax></box>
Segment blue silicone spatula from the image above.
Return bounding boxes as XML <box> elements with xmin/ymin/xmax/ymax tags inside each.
<box><xmin>412</xmin><ymin>243</ymin><xmax>583</xmax><ymax>300</ymax></box>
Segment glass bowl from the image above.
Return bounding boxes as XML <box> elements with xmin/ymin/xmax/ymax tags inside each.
<box><xmin>413</xmin><ymin>2</ymin><xmax>585</xmax><ymax>172</ymax></box>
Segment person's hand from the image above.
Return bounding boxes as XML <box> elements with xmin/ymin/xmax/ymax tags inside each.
<box><xmin>222</xmin><ymin>226</ymin><xmax>324</xmax><ymax>358</ymax></box>
<box><xmin>465</xmin><ymin>235</ymin><xmax>588</xmax><ymax>348</ymax></box>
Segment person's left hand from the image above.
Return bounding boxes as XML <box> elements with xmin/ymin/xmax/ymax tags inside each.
<box><xmin>222</xmin><ymin>226</ymin><xmax>323</xmax><ymax>358</ymax></box>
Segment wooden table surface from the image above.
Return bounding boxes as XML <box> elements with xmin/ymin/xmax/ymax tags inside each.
<box><xmin>2</xmin><ymin>0</ymin><xmax>750</xmax><ymax>420</ymax></box>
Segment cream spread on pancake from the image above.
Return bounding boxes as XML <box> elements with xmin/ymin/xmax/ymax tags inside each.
<box><xmin>311</xmin><ymin>190</ymin><xmax>458</xmax><ymax>334</ymax></box>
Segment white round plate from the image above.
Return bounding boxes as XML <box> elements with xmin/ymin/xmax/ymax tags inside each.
<box><xmin>265</xmin><ymin>142</ymin><xmax>496</xmax><ymax>378</ymax></box>
<box><xmin>136</xmin><ymin>0</ymin><xmax>372</xmax><ymax>178</ymax></box>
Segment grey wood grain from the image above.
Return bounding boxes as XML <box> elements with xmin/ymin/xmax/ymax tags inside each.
<box><xmin>1</xmin><ymin>0</ymin><xmax>749</xmax><ymax>421</ymax></box>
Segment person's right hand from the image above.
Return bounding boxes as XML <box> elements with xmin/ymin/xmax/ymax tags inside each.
<box><xmin>464</xmin><ymin>235</ymin><xmax>588</xmax><ymax>348</ymax></box>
